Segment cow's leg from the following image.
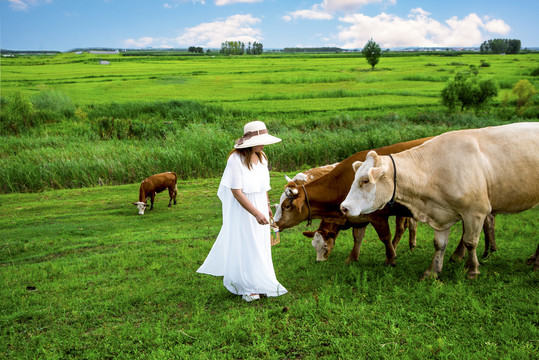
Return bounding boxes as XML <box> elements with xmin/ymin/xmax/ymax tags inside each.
<box><xmin>450</xmin><ymin>225</ymin><xmax>466</xmax><ymax>263</ymax></box>
<box><xmin>462</xmin><ymin>215</ymin><xmax>485</xmax><ymax>279</ymax></box>
<box><xmin>407</xmin><ymin>218</ymin><xmax>417</xmax><ymax>251</ymax></box>
<box><xmin>482</xmin><ymin>214</ymin><xmax>496</xmax><ymax>258</ymax></box>
<box><xmin>345</xmin><ymin>225</ymin><xmax>367</xmax><ymax>264</ymax></box>
<box><xmin>167</xmin><ymin>186</ymin><xmax>173</xmax><ymax>207</ymax></box>
<box><xmin>526</xmin><ymin>243</ymin><xmax>539</xmax><ymax>271</ymax></box>
<box><xmin>150</xmin><ymin>193</ymin><xmax>155</xmax><ymax>210</ymax></box>
<box><xmin>391</xmin><ymin>216</ymin><xmax>407</xmax><ymax>250</ymax></box>
<box><xmin>420</xmin><ymin>228</ymin><xmax>450</xmax><ymax>281</ymax></box>
<box><xmin>369</xmin><ymin>217</ymin><xmax>397</xmax><ymax>266</ymax></box>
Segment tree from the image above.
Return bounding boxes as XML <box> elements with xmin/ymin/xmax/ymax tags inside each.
<box><xmin>512</xmin><ymin>79</ymin><xmax>536</xmax><ymax>114</ymax></box>
<box><xmin>441</xmin><ymin>72</ymin><xmax>498</xmax><ymax>113</ymax></box>
<box><xmin>362</xmin><ymin>39</ymin><xmax>381</xmax><ymax>70</ymax></box>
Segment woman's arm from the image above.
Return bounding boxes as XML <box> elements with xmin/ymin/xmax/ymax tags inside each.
<box><xmin>231</xmin><ymin>188</ymin><xmax>269</xmax><ymax>225</ymax></box>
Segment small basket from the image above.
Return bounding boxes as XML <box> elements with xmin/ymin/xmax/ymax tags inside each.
<box><xmin>270</xmin><ymin>215</ymin><xmax>280</xmax><ymax>246</ymax></box>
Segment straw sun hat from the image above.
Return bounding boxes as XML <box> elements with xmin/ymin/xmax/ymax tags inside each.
<box><xmin>234</xmin><ymin>121</ymin><xmax>282</xmax><ymax>149</ymax></box>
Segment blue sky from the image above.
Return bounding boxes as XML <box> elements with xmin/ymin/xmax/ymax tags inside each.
<box><xmin>1</xmin><ymin>0</ymin><xmax>537</xmax><ymax>51</ymax></box>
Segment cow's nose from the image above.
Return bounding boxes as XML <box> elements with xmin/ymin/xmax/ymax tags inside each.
<box><xmin>340</xmin><ymin>204</ymin><xmax>348</xmax><ymax>215</ymax></box>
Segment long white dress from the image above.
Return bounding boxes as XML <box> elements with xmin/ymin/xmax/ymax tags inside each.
<box><xmin>197</xmin><ymin>152</ymin><xmax>287</xmax><ymax>297</ymax></box>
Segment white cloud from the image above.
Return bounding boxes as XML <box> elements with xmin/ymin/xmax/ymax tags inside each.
<box><xmin>174</xmin><ymin>14</ymin><xmax>262</xmax><ymax>48</ymax></box>
<box><xmin>322</xmin><ymin>0</ymin><xmax>394</xmax><ymax>12</ymax></box>
<box><xmin>337</xmin><ymin>8</ymin><xmax>511</xmax><ymax>48</ymax></box>
<box><xmin>215</xmin><ymin>0</ymin><xmax>262</xmax><ymax>5</ymax></box>
<box><xmin>283</xmin><ymin>0</ymin><xmax>395</xmax><ymax>22</ymax></box>
<box><xmin>8</xmin><ymin>0</ymin><xmax>51</xmax><ymax>11</ymax></box>
<box><xmin>124</xmin><ymin>37</ymin><xmax>161</xmax><ymax>48</ymax></box>
<box><xmin>283</xmin><ymin>5</ymin><xmax>334</xmax><ymax>21</ymax></box>
<box><xmin>122</xmin><ymin>14</ymin><xmax>261</xmax><ymax>49</ymax></box>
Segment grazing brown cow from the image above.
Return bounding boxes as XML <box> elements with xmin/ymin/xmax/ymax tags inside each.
<box><xmin>341</xmin><ymin>122</ymin><xmax>539</xmax><ymax>279</ymax></box>
<box><xmin>133</xmin><ymin>172</ymin><xmax>178</xmax><ymax>215</ymax></box>
<box><xmin>281</xmin><ymin>165</ymin><xmax>416</xmax><ymax>262</ymax></box>
<box><xmin>274</xmin><ymin>138</ymin><xmax>432</xmax><ymax>266</ymax></box>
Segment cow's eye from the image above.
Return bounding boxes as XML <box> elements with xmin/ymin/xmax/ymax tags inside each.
<box><xmin>361</xmin><ymin>178</ymin><xmax>369</xmax><ymax>186</ymax></box>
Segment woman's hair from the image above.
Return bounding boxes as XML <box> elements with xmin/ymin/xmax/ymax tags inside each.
<box><xmin>228</xmin><ymin>148</ymin><xmax>267</xmax><ymax>170</ymax></box>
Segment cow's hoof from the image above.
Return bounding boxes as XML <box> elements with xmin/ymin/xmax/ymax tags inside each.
<box><xmin>384</xmin><ymin>258</ymin><xmax>397</xmax><ymax>267</ymax></box>
<box><xmin>419</xmin><ymin>271</ymin><xmax>438</xmax><ymax>281</ymax></box>
<box><xmin>345</xmin><ymin>257</ymin><xmax>358</xmax><ymax>265</ymax></box>
<box><xmin>467</xmin><ymin>270</ymin><xmax>480</xmax><ymax>279</ymax></box>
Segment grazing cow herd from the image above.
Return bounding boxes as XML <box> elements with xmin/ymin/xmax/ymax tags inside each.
<box><xmin>137</xmin><ymin>123</ymin><xmax>538</xmax><ymax>279</ymax></box>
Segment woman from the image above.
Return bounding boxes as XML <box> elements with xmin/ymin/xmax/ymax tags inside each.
<box><xmin>197</xmin><ymin>121</ymin><xmax>287</xmax><ymax>302</ymax></box>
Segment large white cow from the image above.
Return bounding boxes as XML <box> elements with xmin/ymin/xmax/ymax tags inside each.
<box><xmin>341</xmin><ymin>122</ymin><xmax>539</xmax><ymax>279</ymax></box>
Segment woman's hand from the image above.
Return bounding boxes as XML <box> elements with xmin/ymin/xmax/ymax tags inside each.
<box><xmin>254</xmin><ymin>210</ymin><xmax>269</xmax><ymax>225</ymax></box>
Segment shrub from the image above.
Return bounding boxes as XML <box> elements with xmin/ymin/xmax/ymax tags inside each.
<box><xmin>0</xmin><ymin>92</ymin><xmax>38</xmax><ymax>135</ymax></box>
<box><xmin>441</xmin><ymin>72</ymin><xmax>498</xmax><ymax>113</ymax></box>
<box><xmin>479</xmin><ymin>60</ymin><xmax>491</xmax><ymax>67</ymax></box>
<box><xmin>531</xmin><ymin>67</ymin><xmax>539</xmax><ymax>76</ymax></box>
<box><xmin>512</xmin><ymin>79</ymin><xmax>537</xmax><ymax>114</ymax></box>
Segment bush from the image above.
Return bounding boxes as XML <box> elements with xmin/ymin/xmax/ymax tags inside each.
<box><xmin>441</xmin><ymin>72</ymin><xmax>498</xmax><ymax>113</ymax></box>
<box><xmin>0</xmin><ymin>92</ymin><xmax>39</xmax><ymax>135</ymax></box>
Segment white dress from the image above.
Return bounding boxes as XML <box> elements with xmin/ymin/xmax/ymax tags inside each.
<box><xmin>197</xmin><ymin>152</ymin><xmax>287</xmax><ymax>297</ymax></box>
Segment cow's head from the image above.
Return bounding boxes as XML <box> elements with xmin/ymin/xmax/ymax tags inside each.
<box><xmin>274</xmin><ymin>178</ymin><xmax>311</xmax><ymax>230</ymax></box>
<box><xmin>303</xmin><ymin>229</ymin><xmax>338</xmax><ymax>261</ymax></box>
<box><xmin>133</xmin><ymin>201</ymin><xmax>149</xmax><ymax>215</ymax></box>
<box><xmin>340</xmin><ymin>151</ymin><xmax>393</xmax><ymax>218</ymax></box>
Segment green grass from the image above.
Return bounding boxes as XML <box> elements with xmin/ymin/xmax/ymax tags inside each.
<box><xmin>1</xmin><ymin>173</ymin><xmax>538</xmax><ymax>359</ymax></box>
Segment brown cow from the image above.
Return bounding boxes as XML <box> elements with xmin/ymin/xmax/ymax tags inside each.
<box><xmin>282</xmin><ymin>166</ymin><xmax>416</xmax><ymax>262</ymax></box>
<box><xmin>274</xmin><ymin>138</ymin><xmax>432</xmax><ymax>266</ymax></box>
<box><xmin>341</xmin><ymin>123</ymin><xmax>538</xmax><ymax>278</ymax></box>
<box><xmin>133</xmin><ymin>172</ymin><xmax>178</xmax><ymax>215</ymax></box>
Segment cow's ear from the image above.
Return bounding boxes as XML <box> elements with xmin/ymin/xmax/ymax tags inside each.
<box><xmin>132</xmin><ymin>202</ymin><xmax>138</xmax><ymax>206</ymax></box>
<box><xmin>292</xmin><ymin>197</ymin><xmax>304</xmax><ymax>213</ymax></box>
<box><xmin>302</xmin><ymin>231</ymin><xmax>315</xmax><ymax>238</ymax></box>
<box><xmin>366</xmin><ymin>150</ymin><xmax>379</xmax><ymax>163</ymax></box>
<box><xmin>368</xmin><ymin>167</ymin><xmax>384</xmax><ymax>183</ymax></box>
<box><xmin>352</xmin><ymin>161</ymin><xmax>363</xmax><ymax>173</ymax></box>
<box><xmin>285</xmin><ymin>186</ymin><xmax>299</xmax><ymax>198</ymax></box>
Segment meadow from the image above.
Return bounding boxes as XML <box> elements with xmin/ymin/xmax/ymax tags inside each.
<box><xmin>1</xmin><ymin>52</ymin><xmax>538</xmax><ymax>193</ymax></box>
<box><xmin>1</xmin><ymin>52</ymin><xmax>538</xmax><ymax>358</ymax></box>
<box><xmin>1</xmin><ymin>174</ymin><xmax>538</xmax><ymax>359</ymax></box>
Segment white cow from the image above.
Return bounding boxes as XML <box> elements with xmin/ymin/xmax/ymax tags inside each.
<box><xmin>341</xmin><ymin>122</ymin><xmax>539</xmax><ymax>279</ymax></box>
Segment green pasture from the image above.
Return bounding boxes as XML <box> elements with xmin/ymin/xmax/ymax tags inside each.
<box><xmin>1</xmin><ymin>173</ymin><xmax>538</xmax><ymax>359</ymax></box>
<box><xmin>2</xmin><ymin>53</ymin><xmax>537</xmax><ymax>114</ymax></box>
<box><xmin>1</xmin><ymin>52</ymin><xmax>538</xmax><ymax>193</ymax></box>
<box><xmin>1</xmin><ymin>53</ymin><xmax>538</xmax><ymax>358</ymax></box>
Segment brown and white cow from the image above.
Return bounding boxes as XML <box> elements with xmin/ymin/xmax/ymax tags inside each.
<box><xmin>133</xmin><ymin>172</ymin><xmax>178</xmax><ymax>215</ymax></box>
<box><xmin>274</xmin><ymin>138</ymin><xmax>433</xmax><ymax>266</ymax></box>
<box><xmin>341</xmin><ymin>123</ymin><xmax>539</xmax><ymax>279</ymax></box>
<box><xmin>279</xmin><ymin>165</ymin><xmax>417</xmax><ymax>262</ymax></box>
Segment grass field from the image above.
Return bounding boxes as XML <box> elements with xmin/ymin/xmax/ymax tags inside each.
<box><xmin>1</xmin><ymin>53</ymin><xmax>538</xmax><ymax>358</ymax></box>
<box><xmin>2</xmin><ymin>53</ymin><xmax>538</xmax><ymax>115</ymax></box>
<box><xmin>1</xmin><ymin>173</ymin><xmax>538</xmax><ymax>359</ymax></box>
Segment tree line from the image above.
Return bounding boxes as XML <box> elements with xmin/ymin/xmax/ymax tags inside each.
<box><xmin>220</xmin><ymin>41</ymin><xmax>263</xmax><ymax>55</ymax></box>
<box><xmin>480</xmin><ymin>39</ymin><xmax>521</xmax><ymax>54</ymax></box>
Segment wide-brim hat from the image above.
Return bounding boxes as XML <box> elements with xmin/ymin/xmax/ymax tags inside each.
<box><xmin>234</xmin><ymin>121</ymin><xmax>282</xmax><ymax>149</ymax></box>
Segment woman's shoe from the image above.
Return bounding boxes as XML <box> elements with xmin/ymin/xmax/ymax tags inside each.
<box><xmin>242</xmin><ymin>294</ymin><xmax>260</xmax><ymax>302</ymax></box>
